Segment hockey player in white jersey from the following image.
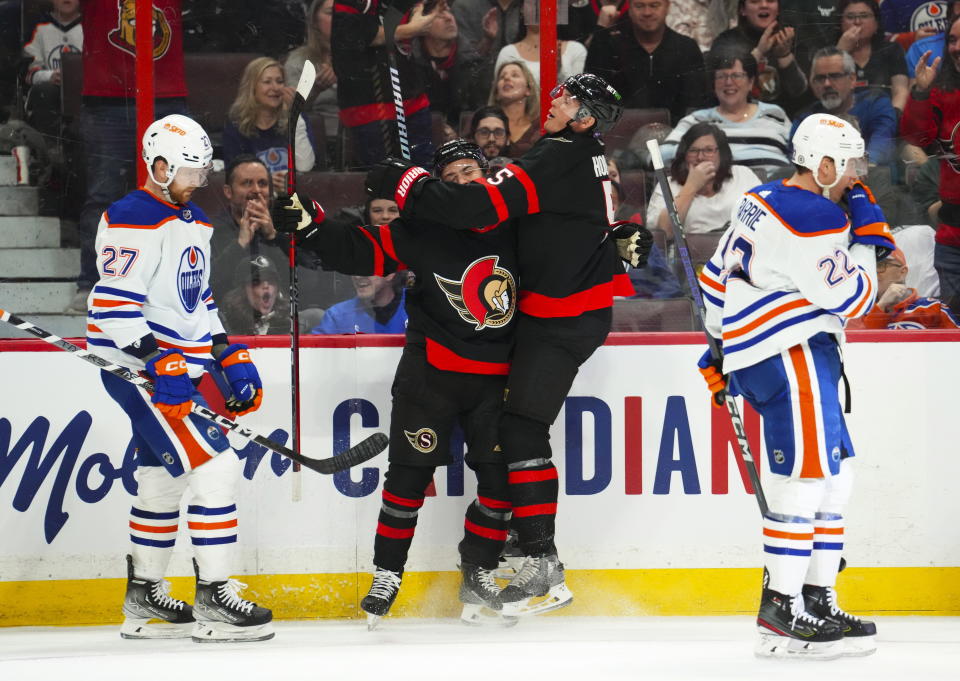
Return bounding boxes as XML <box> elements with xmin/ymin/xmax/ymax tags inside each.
<box><xmin>87</xmin><ymin>114</ymin><xmax>273</xmax><ymax>642</ymax></box>
<box><xmin>696</xmin><ymin>114</ymin><xmax>895</xmax><ymax>660</ymax></box>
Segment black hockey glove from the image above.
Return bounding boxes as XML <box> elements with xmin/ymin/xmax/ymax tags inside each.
<box><xmin>611</xmin><ymin>221</ymin><xmax>654</xmax><ymax>268</ymax></box>
<box><xmin>272</xmin><ymin>192</ymin><xmax>325</xmax><ymax>234</ymax></box>
<box><xmin>365</xmin><ymin>157</ymin><xmax>430</xmax><ymax>211</ymax></box>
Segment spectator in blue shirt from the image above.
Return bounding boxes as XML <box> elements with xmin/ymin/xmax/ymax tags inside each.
<box><xmin>310</xmin><ymin>274</ymin><xmax>408</xmax><ymax>334</ymax></box>
<box><xmin>790</xmin><ymin>46</ymin><xmax>896</xmax><ymax>167</ymax></box>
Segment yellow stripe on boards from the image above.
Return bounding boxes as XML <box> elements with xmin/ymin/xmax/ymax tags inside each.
<box><xmin>1</xmin><ymin>567</ymin><xmax>958</xmax><ymax>627</ymax></box>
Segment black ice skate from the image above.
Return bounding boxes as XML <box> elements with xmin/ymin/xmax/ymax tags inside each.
<box><xmin>361</xmin><ymin>567</ymin><xmax>402</xmax><ymax>630</ymax></box>
<box><xmin>493</xmin><ymin>529</ymin><xmax>524</xmax><ymax>579</ymax></box>
<box><xmin>803</xmin><ymin>584</ymin><xmax>877</xmax><ymax>656</ymax></box>
<box><xmin>120</xmin><ymin>555</ymin><xmax>194</xmax><ymax>639</ymax></box>
<box><xmin>192</xmin><ymin>563</ymin><xmax>273</xmax><ymax>642</ymax></box>
<box><xmin>756</xmin><ymin>587</ymin><xmax>844</xmax><ymax>660</ymax></box>
<box><xmin>459</xmin><ymin>563</ymin><xmax>516</xmax><ymax>627</ymax></box>
<box><xmin>499</xmin><ymin>553</ymin><xmax>573</xmax><ymax>617</ymax></box>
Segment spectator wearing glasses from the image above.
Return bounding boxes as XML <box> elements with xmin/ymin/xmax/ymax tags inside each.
<box><xmin>468</xmin><ymin>106</ymin><xmax>511</xmax><ymax>160</ymax></box>
<box><xmin>661</xmin><ymin>48</ymin><xmax>792</xmax><ymax>179</ymax></box>
<box><xmin>712</xmin><ymin>0</ymin><xmax>809</xmax><ymax>114</ymax></box>
<box><xmin>646</xmin><ymin>122</ymin><xmax>761</xmax><ymax>240</ymax></box>
<box><xmin>836</xmin><ymin>0</ymin><xmax>909</xmax><ymax>113</ymax></box>
<box><xmin>791</xmin><ymin>47</ymin><xmax>897</xmax><ymax>168</ymax></box>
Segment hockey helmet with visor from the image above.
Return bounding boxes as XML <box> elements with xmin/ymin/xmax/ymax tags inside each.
<box><xmin>791</xmin><ymin>114</ymin><xmax>866</xmax><ymax>195</ymax></box>
<box><xmin>142</xmin><ymin>114</ymin><xmax>214</xmax><ymax>199</ymax></box>
<box><xmin>549</xmin><ymin>73</ymin><xmax>624</xmax><ymax>134</ymax></box>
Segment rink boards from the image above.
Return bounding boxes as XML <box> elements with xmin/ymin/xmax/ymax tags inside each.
<box><xmin>1</xmin><ymin>330</ymin><xmax>958</xmax><ymax>625</ymax></box>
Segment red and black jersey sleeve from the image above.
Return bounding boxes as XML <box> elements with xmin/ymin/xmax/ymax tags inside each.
<box><xmin>409</xmin><ymin>132</ymin><xmax>592</xmax><ymax>231</ymax></box>
<box><xmin>300</xmin><ymin>216</ymin><xmax>408</xmax><ymax>277</ymax></box>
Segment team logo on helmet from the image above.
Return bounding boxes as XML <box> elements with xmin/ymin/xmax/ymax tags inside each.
<box><xmin>108</xmin><ymin>0</ymin><xmax>172</xmax><ymax>59</ymax></box>
<box><xmin>177</xmin><ymin>246</ymin><xmax>205</xmax><ymax>313</ymax></box>
<box><xmin>404</xmin><ymin>428</ymin><xmax>438</xmax><ymax>453</ymax></box>
<box><xmin>434</xmin><ymin>256</ymin><xmax>516</xmax><ymax>330</ymax></box>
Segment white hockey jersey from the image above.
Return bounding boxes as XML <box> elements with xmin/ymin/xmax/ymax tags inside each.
<box><xmin>698</xmin><ymin>179</ymin><xmax>878</xmax><ymax>373</ymax></box>
<box><xmin>86</xmin><ymin>190</ymin><xmax>224</xmax><ymax>379</ymax></box>
<box><xmin>23</xmin><ymin>16</ymin><xmax>83</xmax><ymax>85</ymax></box>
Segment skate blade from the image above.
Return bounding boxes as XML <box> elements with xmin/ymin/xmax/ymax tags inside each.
<box><xmin>460</xmin><ymin>603</ymin><xmax>519</xmax><ymax>628</ymax></box>
<box><xmin>191</xmin><ymin>620</ymin><xmax>275</xmax><ymax>643</ymax></box>
<box><xmin>366</xmin><ymin>613</ymin><xmax>383</xmax><ymax>631</ymax></box>
<box><xmin>754</xmin><ymin>633</ymin><xmax>844</xmax><ymax>661</ymax></box>
<box><xmin>120</xmin><ymin>617</ymin><xmax>193</xmax><ymax>639</ymax></box>
<box><xmin>501</xmin><ymin>583</ymin><xmax>573</xmax><ymax>617</ymax></box>
<box><xmin>842</xmin><ymin>635</ymin><xmax>877</xmax><ymax>657</ymax></box>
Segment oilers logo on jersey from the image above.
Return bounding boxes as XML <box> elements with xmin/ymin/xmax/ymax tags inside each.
<box><xmin>434</xmin><ymin>256</ymin><xmax>517</xmax><ymax>331</ymax></box>
<box><xmin>177</xmin><ymin>246</ymin><xmax>206</xmax><ymax>313</ymax></box>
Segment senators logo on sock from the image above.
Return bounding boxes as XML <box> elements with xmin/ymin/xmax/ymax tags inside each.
<box><xmin>434</xmin><ymin>256</ymin><xmax>516</xmax><ymax>330</ymax></box>
<box><xmin>404</xmin><ymin>428</ymin><xmax>438</xmax><ymax>453</ymax></box>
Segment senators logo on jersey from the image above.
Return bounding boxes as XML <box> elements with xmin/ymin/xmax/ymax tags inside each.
<box><xmin>108</xmin><ymin>0</ymin><xmax>172</xmax><ymax>59</ymax></box>
<box><xmin>434</xmin><ymin>256</ymin><xmax>516</xmax><ymax>330</ymax></box>
<box><xmin>404</xmin><ymin>428</ymin><xmax>438</xmax><ymax>453</ymax></box>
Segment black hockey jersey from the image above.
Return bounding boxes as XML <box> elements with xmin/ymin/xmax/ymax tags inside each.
<box><xmin>404</xmin><ymin>129</ymin><xmax>633</xmax><ymax>318</ymax></box>
<box><xmin>302</xmin><ymin>216</ymin><xmax>518</xmax><ymax>375</ymax></box>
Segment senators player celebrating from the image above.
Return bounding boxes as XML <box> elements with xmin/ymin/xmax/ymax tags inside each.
<box><xmin>365</xmin><ymin>74</ymin><xmax>653</xmax><ymax>616</ymax></box>
<box><xmin>273</xmin><ymin>140</ymin><xmax>518</xmax><ymax>628</ymax></box>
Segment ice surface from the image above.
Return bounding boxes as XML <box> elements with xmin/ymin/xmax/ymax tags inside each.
<box><xmin>1</xmin><ymin>616</ymin><xmax>957</xmax><ymax>681</ymax></box>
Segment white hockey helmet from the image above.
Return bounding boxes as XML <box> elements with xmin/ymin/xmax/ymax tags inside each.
<box><xmin>791</xmin><ymin>114</ymin><xmax>866</xmax><ymax>194</ymax></box>
<box><xmin>141</xmin><ymin>114</ymin><xmax>213</xmax><ymax>198</ymax></box>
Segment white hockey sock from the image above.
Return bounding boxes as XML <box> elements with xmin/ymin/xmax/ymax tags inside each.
<box><xmin>188</xmin><ymin>503</ymin><xmax>238</xmax><ymax>582</ymax></box>
<box><xmin>763</xmin><ymin>513</ymin><xmax>814</xmax><ymax>596</ymax></box>
<box><xmin>805</xmin><ymin>512</ymin><xmax>844</xmax><ymax>586</ymax></box>
<box><xmin>129</xmin><ymin>505</ymin><xmax>179</xmax><ymax>581</ymax></box>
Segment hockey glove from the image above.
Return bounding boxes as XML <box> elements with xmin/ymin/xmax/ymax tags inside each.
<box><xmin>215</xmin><ymin>344</ymin><xmax>263</xmax><ymax>416</ymax></box>
<box><xmin>611</xmin><ymin>221</ymin><xmax>654</xmax><ymax>268</ymax></box>
<box><xmin>145</xmin><ymin>350</ymin><xmax>194</xmax><ymax>419</ymax></box>
<box><xmin>846</xmin><ymin>181</ymin><xmax>896</xmax><ymax>260</ymax></box>
<box><xmin>365</xmin><ymin>157</ymin><xmax>431</xmax><ymax>211</ymax></box>
<box><xmin>272</xmin><ymin>192</ymin><xmax>325</xmax><ymax>234</ymax></box>
<box><xmin>697</xmin><ymin>348</ymin><xmax>729</xmax><ymax>408</ymax></box>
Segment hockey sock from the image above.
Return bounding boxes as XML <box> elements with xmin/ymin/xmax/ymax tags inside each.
<box><xmin>188</xmin><ymin>503</ymin><xmax>238</xmax><ymax>582</ymax></box>
<box><xmin>762</xmin><ymin>512</ymin><xmax>814</xmax><ymax>596</ymax></box>
<box><xmin>129</xmin><ymin>505</ymin><xmax>179</xmax><ymax>581</ymax></box>
<box><xmin>373</xmin><ymin>464</ymin><xmax>435</xmax><ymax>572</ymax></box>
<box><xmin>459</xmin><ymin>463</ymin><xmax>511</xmax><ymax>569</ymax></box>
<box><xmin>805</xmin><ymin>512</ymin><xmax>845</xmax><ymax>586</ymax></box>
<box><xmin>500</xmin><ymin>412</ymin><xmax>558</xmax><ymax>556</ymax></box>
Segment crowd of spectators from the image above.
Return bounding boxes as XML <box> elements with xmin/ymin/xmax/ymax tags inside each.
<box><xmin>7</xmin><ymin>0</ymin><xmax>960</xmax><ymax>332</ymax></box>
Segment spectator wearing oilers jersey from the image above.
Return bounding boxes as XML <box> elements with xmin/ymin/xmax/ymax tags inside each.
<box><xmin>332</xmin><ymin>0</ymin><xmax>435</xmax><ymax>167</ymax></box>
<box><xmin>847</xmin><ymin>247</ymin><xmax>960</xmax><ymax>328</ymax></box>
<box><xmin>901</xmin><ymin>11</ymin><xmax>960</xmax><ymax>313</ymax></box>
<box><xmin>696</xmin><ymin>114</ymin><xmax>890</xmax><ymax>659</ymax></box>
<box><xmin>22</xmin><ymin>0</ymin><xmax>83</xmax><ymax>138</ymax></box>
<box><xmin>364</xmin><ymin>73</ymin><xmax>654</xmax><ymax>619</ymax></box>
<box><xmin>272</xmin><ymin>140</ymin><xmax>520</xmax><ymax>629</ymax></box>
<box><xmin>89</xmin><ymin>115</ymin><xmax>273</xmax><ymax>643</ymax></box>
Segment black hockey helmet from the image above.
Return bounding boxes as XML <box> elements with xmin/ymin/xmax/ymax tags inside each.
<box><xmin>550</xmin><ymin>73</ymin><xmax>623</xmax><ymax>134</ymax></box>
<box><xmin>432</xmin><ymin>139</ymin><xmax>489</xmax><ymax>176</ymax></box>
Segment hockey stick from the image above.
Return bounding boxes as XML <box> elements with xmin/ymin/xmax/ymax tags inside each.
<box><xmin>382</xmin><ymin>0</ymin><xmax>419</xmax><ymax>160</ymax></box>
<box><xmin>646</xmin><ymin>140</ymin><xmax>769</xmax><ymax>517</ymax></box>
<box><xmin>286</xmin><ymin>59</ymin><xmax>316</xmax><ymax>497</ymax></box>
<box><xmin>0</xmin><ymin>309</ymin><xmax>388</xmax><ymax>475</ymax></box>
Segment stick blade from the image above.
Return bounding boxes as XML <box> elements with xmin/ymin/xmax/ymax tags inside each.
<box><xmin>301</xmin><ymin>432</ymin><xmax>389</xmax><ymax>475</ymax></box>
<box><xmin>295</xmin><ymin>59</ymin><xmax>316</xmax><ymax>101</ymax></box>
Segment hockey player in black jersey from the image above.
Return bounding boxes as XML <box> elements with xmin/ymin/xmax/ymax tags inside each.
<box><xmin>273</xmin><ymin>140</ymin><xmax>518</xmax><ymax>628</ymax></box>
<box><xmin>366</xmin><ymin>73</ymin><xmax>654</xmax><ymax>616</ymax></box>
